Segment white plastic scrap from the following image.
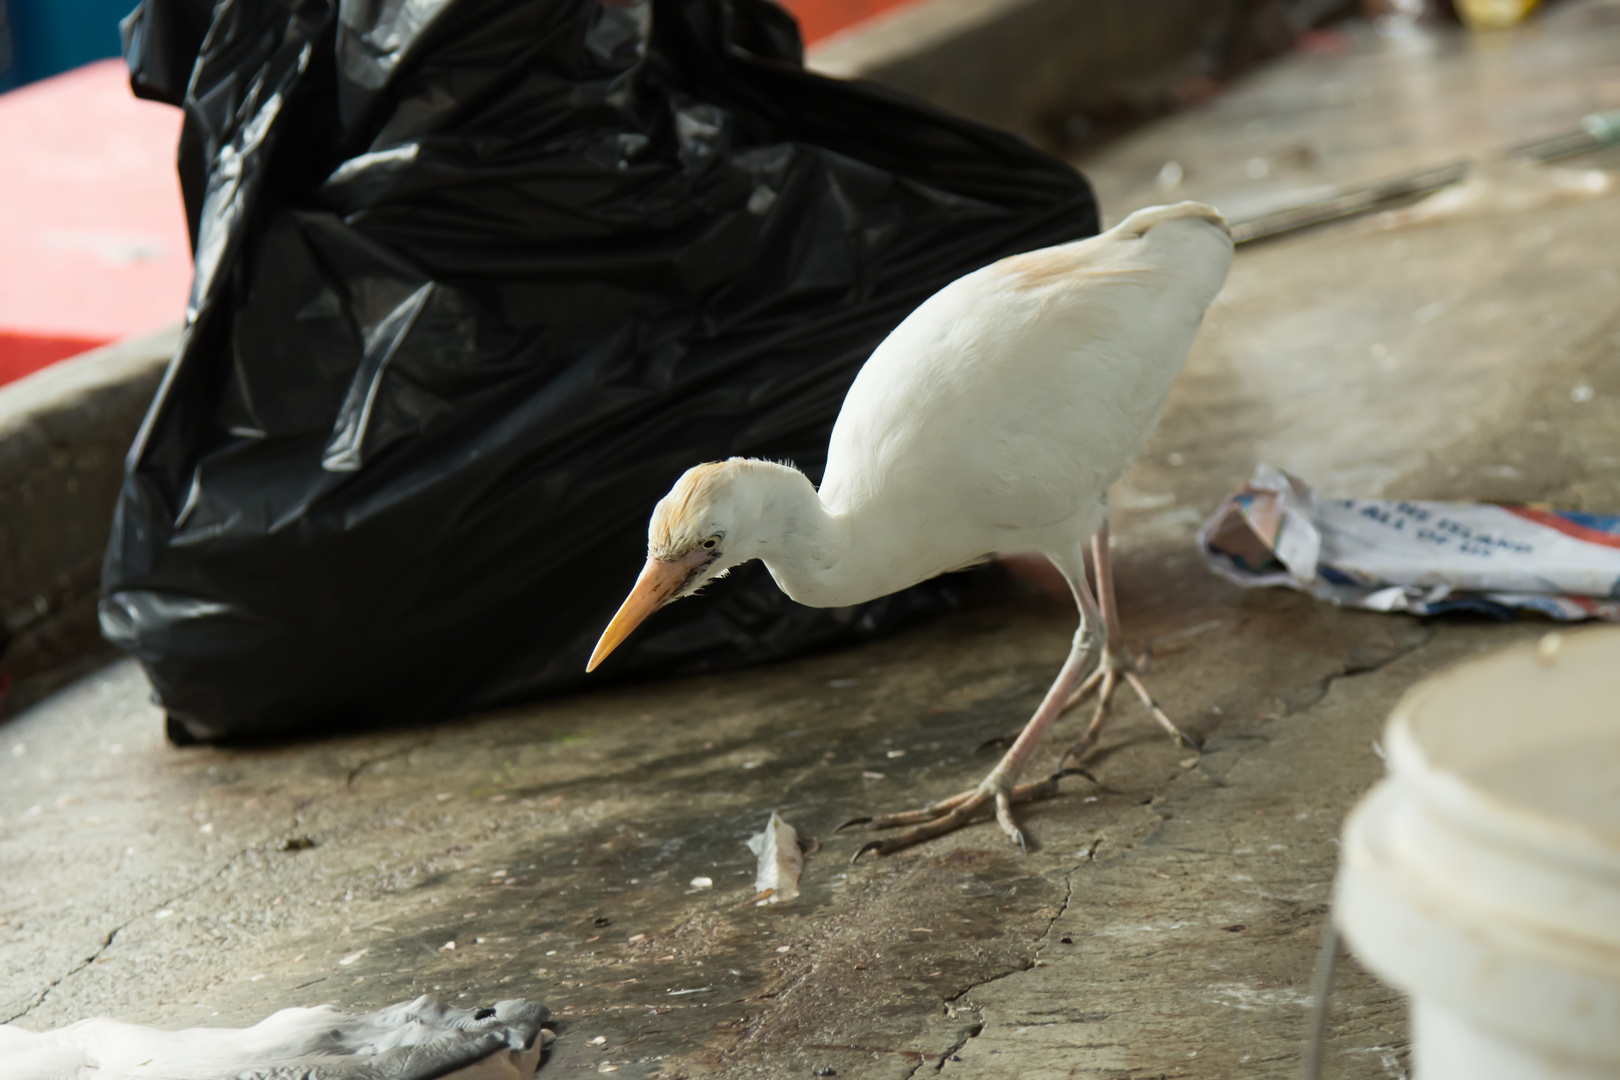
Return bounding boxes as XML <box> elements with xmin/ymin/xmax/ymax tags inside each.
<box><xmin>745</xmin><ymin>811</ymin><xmax>804</xmax><ymax>905</ymax></box>
<box><xmin>1200</xmin><ymin>464</ymin><xmax>1620</xmax><ymax>621</ymax></box>
<box><xmin>0</xmin><ymin>996</ymin><xmax>548</xmax><ymax>1080</ymax></box>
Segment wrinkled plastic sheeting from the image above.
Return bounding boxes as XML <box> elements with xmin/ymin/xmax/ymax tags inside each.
<box><xmin>0</xmin><ymin>995</ymin><xmax>547</xmax><ymax>1080</ymax></box>
<box><xmin>104</xmin><ymin>0</ymin><xmax>1100</xmax><ymax>741</ymax></box>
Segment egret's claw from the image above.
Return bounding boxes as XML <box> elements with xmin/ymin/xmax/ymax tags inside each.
<box><xmin>851</xmin><ymin>840</ymin><xmax>888</xmax><ymax>863</ymax></box>
<box><xmin>975</xmin><ymin>731</ymin><xmax>1020</xmax><ymax>754</ymax></box>
<box><xmin>994</xmin><ymin>792</ymin><xmax>1028</xmax><ymax>853</ymax></box>
<box><xmin>1049</xmin><ymin>765</ymin><xmax>1100</xmax><ymax>786</ymax></box>
<box><xmin>835</xmin><ymin>816</ymin><xmax>873</xmax><ymax>832</ymax></box>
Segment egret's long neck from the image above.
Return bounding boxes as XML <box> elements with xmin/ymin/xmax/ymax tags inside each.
<box><xmin>732</xmin><ymin>462</ymin><xmax>891</xmax><ymax>609</ymax></box>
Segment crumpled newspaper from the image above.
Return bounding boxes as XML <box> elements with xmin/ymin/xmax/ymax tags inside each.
<box><xmin>1199</xmin><ymin>464</ymin><xmax>1620</xmax><ymax>621</ymax></box>
<box><xmin>0</xmin><ymin>995</ymin><xmax>548</xmax><ymax>1080</ymax></box>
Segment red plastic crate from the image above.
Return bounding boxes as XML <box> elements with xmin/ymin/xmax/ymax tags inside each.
<box><xmin>0</xmin><ymin>59</ymin><xmax>190</xmax><ymax>387</ymax></box>
<box><xmin>782</xmin><ymin>0</ymin><xmax>922</xmax><ymax>43</ymax></box>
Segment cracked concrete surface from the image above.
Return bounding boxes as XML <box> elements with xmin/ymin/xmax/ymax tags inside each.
<box><xmin>939</xmin><ymin>628</ymin><xmax>1451</xmax><ymax>1080</ymax></box>
<box><xmin>5</xmin><ymin>7</ymin><xmax>1620</xmax><ymax>1078</ymax></box>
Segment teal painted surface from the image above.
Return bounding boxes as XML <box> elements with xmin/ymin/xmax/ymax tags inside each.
<box><xmin>0</xmin><ymin>0</ymin><xmax>132</xmax><ymax>93</ymax></box>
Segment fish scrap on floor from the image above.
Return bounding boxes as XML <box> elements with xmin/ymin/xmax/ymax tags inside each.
<box><xmin>0</xmin><ymin>996</ymin><xmax>549</xmax><ymax>1080</ymax></box>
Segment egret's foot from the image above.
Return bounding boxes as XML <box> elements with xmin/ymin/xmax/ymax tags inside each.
<box><xmin>843</xmin><ymin>768</ymin><xmax>1096</xmax><ymax>860</ymax></box>
<box><xmin>1061</xmin><ymin>646</ymin><xmax>1199</xmax><ymax>764</ymax></box>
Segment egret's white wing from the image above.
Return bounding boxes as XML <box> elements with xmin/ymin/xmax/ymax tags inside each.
<box><xmin>820</xmin><ymin>204</ymin><xmax>1231</xmax><ymax>570</ymax></box>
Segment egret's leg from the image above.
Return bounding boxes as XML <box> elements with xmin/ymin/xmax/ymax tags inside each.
<box><xmin>845</xmin><ymin>562</ymin><xmax>1104</xmax><ymax>859</ymax></box>
<box><xmin>1062</xmin><ymin>522</ymin><xmax>1198</xmax><ymax>761</ymax></box>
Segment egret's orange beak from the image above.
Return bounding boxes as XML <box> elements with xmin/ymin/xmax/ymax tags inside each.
<box><xmin>587</xmin><ymin>549</ymin><xmax>714</xmax><ymax>672</ymax></box>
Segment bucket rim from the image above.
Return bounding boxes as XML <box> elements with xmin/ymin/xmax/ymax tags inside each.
<box><xmin>1384</xmin><ymin>629</ymin><xmax>1620</xmax><ymax>880</ymax></box>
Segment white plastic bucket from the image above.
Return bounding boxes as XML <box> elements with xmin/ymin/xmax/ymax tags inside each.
<box><xmin>1335</xmin><ymin>627</ymin><xmax>1620</xmax><ymax>1080</ymax></box>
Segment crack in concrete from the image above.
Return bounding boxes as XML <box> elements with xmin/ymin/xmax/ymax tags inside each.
<box><xmin>1279</xmin><ymin>629</ymin><xmax>1436</xmax><ymax>721</ymax></box>
<box><xmin>3</xmin><ymin>791</ymin><xmax>332</xmax><ymax>1025</ymax></box>
<box><xmin>345</xmin><ymin>734</ymin><xmax>436</xmax><ymax>789</ymax></box>
<box><xmin>914</xmin><ymin>853</ymin><xmax>1090</xmax><ymax>1076</ymax></box>
<box><xmin>931</xmin><ymin>1032</ymin><xmax>974</xmax><ymax>1076</ymax></box>
<box><xmin>1199</xmin><ymin>628</ymin><xmax>1437</xmax><ymax>787</ymax></box>
<box><xmin>3</xmin><ymin>923</ymin><xmax>122</xmax><ymax>1025</ymax></box>
<box><xmin>1034</xmin><ymin>861</ymin><xmax>1081</xmax><ymax>962</ymax></box>
<box><xmin>898</xmin><ymin>629</ymin><xmax>1438</xmax><ymax>1074</ymax></box>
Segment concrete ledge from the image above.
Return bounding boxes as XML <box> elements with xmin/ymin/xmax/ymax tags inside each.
<box><xmin>809</xmin><ymin>0</ymin><xmax>1252</xmax><ymax>147</ymax></box>
<box><xmin>0</xmin><ymin>324</ymin><xmax>178</xmax><ymax>711</ymax></box>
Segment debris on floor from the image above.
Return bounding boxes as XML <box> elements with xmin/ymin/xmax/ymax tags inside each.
<box><xmin>0</xmin><ymin>995</ymin><xmax>549</xmax><ymax>1080</ymax></box>
<box><xmin>746</xmin><ymin>811</ymin><xmax>806</xmax><ymax>905</ymax></box>
<box><xmin>1201</xmin><ymin>464</ymin><xmax>1620</xmax><ymax>620</ymax></box>
<box><xmin>1373</xmin><ymin>159</ymin><xmax>1615</xmax><ymax>230</ymax></box>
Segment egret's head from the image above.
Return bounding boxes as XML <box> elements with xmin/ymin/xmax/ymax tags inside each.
<box><xmin>586</xmin><ymin>461</ymin><xmax>752</xmax><ymax>672</ymax></box>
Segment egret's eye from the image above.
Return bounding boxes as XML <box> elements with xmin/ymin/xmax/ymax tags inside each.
<box><xmin>701</xmin><ymin>537</ymin><xmax>719</xmax><ymax>550</ymax></box>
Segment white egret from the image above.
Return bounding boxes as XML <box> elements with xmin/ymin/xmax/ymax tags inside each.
<box><xmin>588</xmin><ymin>201</ymin><xmax>1233</xmax><ymax>855</ymax></box>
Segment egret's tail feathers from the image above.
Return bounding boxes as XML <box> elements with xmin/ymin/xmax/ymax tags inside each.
<box><xmin>1113</xmin><ymin>201</ymin><xmax>1228</xmax><ymax>238</ymax></box>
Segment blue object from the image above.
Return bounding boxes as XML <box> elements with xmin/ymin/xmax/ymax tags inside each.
<box><xmin>0</xmin><ymin>0</ymin><xmax>133</xmax><ymax>93</ymax></box>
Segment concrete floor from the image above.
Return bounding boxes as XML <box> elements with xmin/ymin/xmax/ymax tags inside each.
<box><xmin>6</xmin><ymin>6</ymin><xmax>1620</xmax><ymax>1078</ymax></box>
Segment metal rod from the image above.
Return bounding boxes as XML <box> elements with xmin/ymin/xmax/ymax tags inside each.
<box><xmin>1227</xmin><ymin>108</ymin><xmax>1620</xmax><ymax>248</ymax></box>
<box><xmin>1503</xmin><ymin>108</ymin><xmax>1620</xmax><ymax>164</ymax></box>
<box><xmin>1301</xmin><ymin>922</ymin><xmax>1341</xmax><ymax>1080</ymax></box>
<box><xmin>1229</xmin><ymin>160</ymin><xmax>1471</xmax><ymax>245</ymax></box>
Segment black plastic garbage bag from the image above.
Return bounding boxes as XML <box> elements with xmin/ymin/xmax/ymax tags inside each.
<box><xmin>103</xmin><ymin>0</ymin><xmax>1099</xmax><ymax>742</ymax></box>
